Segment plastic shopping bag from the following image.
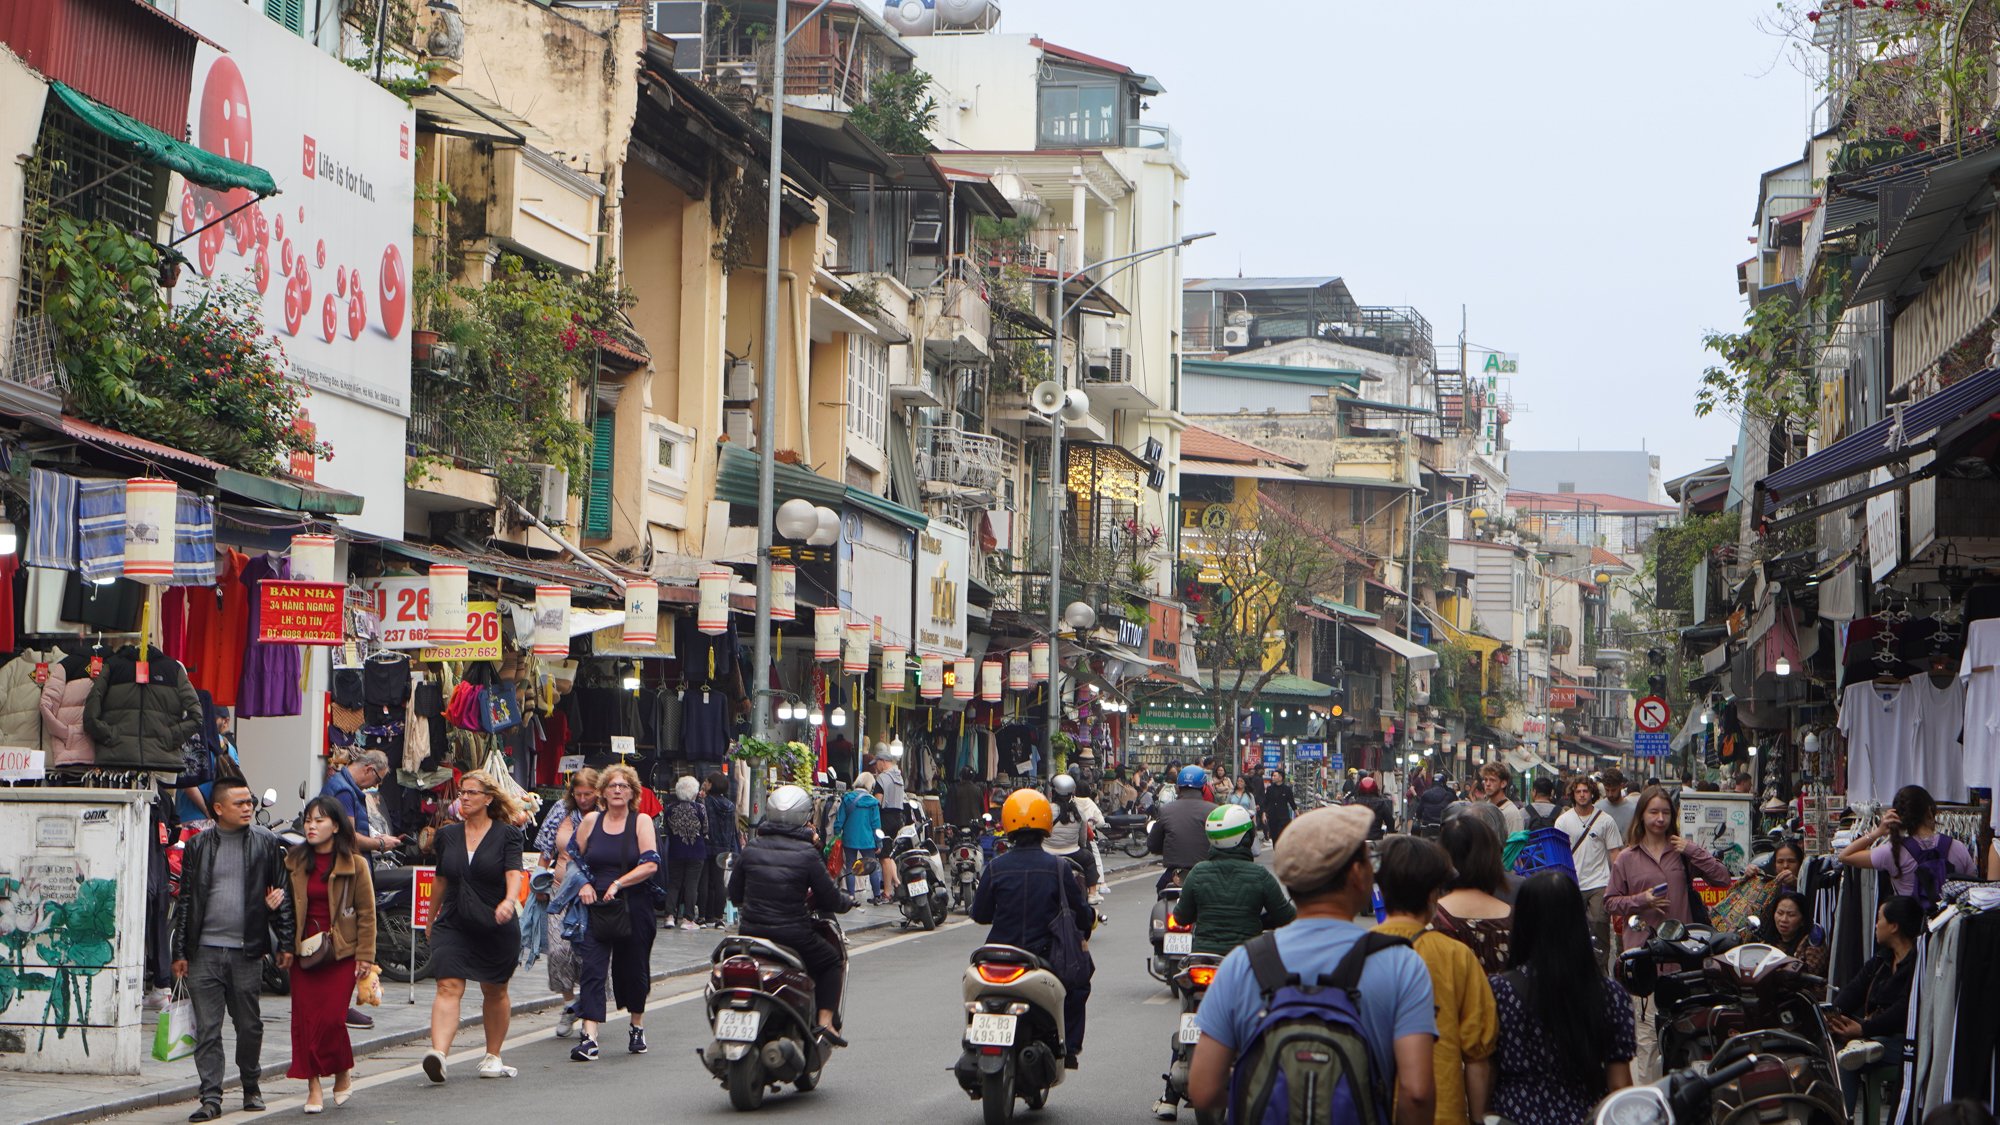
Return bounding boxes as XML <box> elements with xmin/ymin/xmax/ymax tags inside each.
<box><xmin>152</xmin><ymin>985</ymin><xmax>196</xmax><ymax>1062</ymax></box>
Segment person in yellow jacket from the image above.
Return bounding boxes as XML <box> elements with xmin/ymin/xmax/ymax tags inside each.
<box><xmin>1374</xmin><ymin>835</ymin><xmax>1497</xmax><ymax>1124</ymax></box>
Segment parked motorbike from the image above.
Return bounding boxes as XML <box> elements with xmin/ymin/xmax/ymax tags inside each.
<box><xmin>699</xmin><ymin>913</ymin><xmax>848</xmax><ymax>1110</ymax></box>
<box><xmin>1157</xmin><ymin>953</ymin><xmax>1224</xmax><ymax>1122</ymax></box>
<box><xmin>1100</xmin><ymin>813</ymin><xmax>1153</xmax><ymax>858</ymax></box>
<box><xmin>1147</xmin><ymin>879</ymin><xmax>1191</xmax><ymax>990</ymax></box>
<box><xmin>891</xmin><ymin>805</ymin><xmax>952</xmax><ymax>931</ymax></box>
<box><xmin>1590</xmin><ymin>1053</ymin><xmax>1764</xmax><ymax>1125</ymax></box>
<box><xmin>1620</xmin><ymin>918</ymin><xmax>1844</xmax><ymax>1124</ymax></box>
<box><xmin>942</xmin><ymin>823</ymin><xmax>985</xmax><ymax>914</ymax></box>
<box><xmin>258</xmin><ymin>790</ymin><xmax>305</xmax><ymax>996</ymax></box>
<box><xmin>372</xmin><ymin>862</ymin><xmax>433</xmax><ymax>983</ymax></box>
<box><xmin>953</xmin><ymin>944</ymin><xmax>1068</xmax><ymax>1125</ymax></box>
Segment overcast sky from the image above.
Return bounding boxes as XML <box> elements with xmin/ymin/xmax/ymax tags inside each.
<box><xmin>989</xmin><ymin>0</ymin><xmax>1813</xmax><ymax>482</ymax></box>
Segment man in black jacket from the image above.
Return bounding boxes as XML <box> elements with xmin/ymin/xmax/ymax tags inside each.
<box><xmin>1412</xmin><ymin>772</ymin><xmax>1456</xmax><ymax>837</ymax></box>
<box><xmin>171</xmin><ymin>778</ymin><xmax>293</xmax><ymax>1122</ymax></box>
<box><xmin>728</xmin><ymin>785</ymin><xmax>854</xmax><ymax>1045</ymax></box>
<box><xmin>1146</xmin><ymin>766</ymin><xmax>1216</xmax><ymax>888</ymax></box>
<box><xmin>971</xmin><ymin>789</ymin><xmax>1095</xmax><ymax>1067</ymax></box>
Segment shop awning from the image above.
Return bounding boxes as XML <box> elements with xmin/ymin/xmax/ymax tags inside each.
<box><xmin>1307</xmin><ymin>597</ymin><xmax>1379</xmax><ymax>624</ymax></box>
<box><xmin>53</xmin><ymin>414</ymin><xmax>225</xmax><ymax>472</ymax></box>
<box><xmin>353</xmin><ymin>535</ymin><xmax>624</xmax><ymax>600</ymax></box>
<box><xmin>1194</xmin><ymin>671</ymin><xmax>1334</xmax><ymax>700</ymax></box>
<box><xmin>214</xmin><ymin>468</ymin><xmax>364</xmax><ymax>517</ymax></box>
<box><xmin>1848</xmin><ymin>143</ymin><xmax>2000</xmax><ymax>305</ymax></box>
<box><xmin>713</xmin><ymin>444</ymin><xmax>930</xmax><ymax>531</ymax></box>
<box><xmin>50</xmin><ymin>82</ymin><xmax>276</xmax><ymax>196</ymax></box>
<box><xmin>1349</xmin><ymin>622</ymin><xmax>1440</xmax><ymax>670</ymax></box>
<box><xmin>1758</xmin><ymin>365</ymin><xmax>2000</xmax><ymax>509</ymax></box>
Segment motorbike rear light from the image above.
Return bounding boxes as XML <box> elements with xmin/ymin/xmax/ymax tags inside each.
<box><xmin>1187</xmin><ymin>964</ymin><xmax>1217</xmax><ymax>988</ymax></box>
<box><xmin>719</xmin><ymin>957</ymin><xmax>762</xmax><ymax>989</ymax></box>
<box><xmin>976</xmin><ymin>963</ymin><xmax>1028</xmax><ymax>985</ymax></box>
<box><xmin>979</xmin><ymin>1046</ymin><xmax>1005</xmax><ymax>1055</ymax></box>
<box><xmin>1165</xmin><ymin>917</ymin><xmax>1192</xmax><ymax>933</ymax></box>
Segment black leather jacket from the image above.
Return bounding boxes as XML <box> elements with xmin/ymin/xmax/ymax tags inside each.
<box><xmin>728</xmin><ymin>822</ymin><xmax>853</xmax><ymax>931</ymax></box>
<box><xmin>172</xmin><ymin>824</ymin><xmax>295</xmax><ymax>961</ymax></box>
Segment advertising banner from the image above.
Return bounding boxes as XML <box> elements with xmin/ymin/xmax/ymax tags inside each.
<box><xmin>254</xmin><ymin>580</ymin><xmax>345</xmax><ymax>644</ymax></box>
<box><xmin>915</xmin><ymin>519</ymin><xmax>968</xmax><ymax>658</ymax></box>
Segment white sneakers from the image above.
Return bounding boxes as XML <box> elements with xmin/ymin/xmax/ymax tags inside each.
<box><xmin>1153</xmin><ymin>1099</ymin><xmax>1178</xmax><ymax>1120</ymax></box>
<box><xmin>476</xmin><ymin>1054</ymin><xmax>517</xmax><ymax>1079</ymax></box>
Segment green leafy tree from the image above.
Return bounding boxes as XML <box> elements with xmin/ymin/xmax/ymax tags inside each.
<box><xmin>848</xmin><ymin>69</ymin><xmax>938</xmax><ymax>154</ymax></box>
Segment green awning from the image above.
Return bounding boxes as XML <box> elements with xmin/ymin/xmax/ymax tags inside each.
<box><xmin>214</xmin><ymin>468</ymin><xmax>364</xmax><ymax>517</ymax></box>
<box><xmin>50</xmin><ymin>82</ymin><xmax>277</xmax><ymax>196</ymax></box>
<box><xmin>1194</xmin><ymin>671</ymin><xmax>1334</xmax><ymax>699</ymax></box>
<box><xmin>713</xmin><ymin>444</ymin><xmax>931</xmax><ymax>531</ymax></box>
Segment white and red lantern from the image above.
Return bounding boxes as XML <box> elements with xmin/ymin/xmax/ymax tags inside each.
<box><xmin>843</xmin><ymin>622</ymin><xmax>871</xmax><ymax>674</ymax></box>
<box><xmin>1030</xmin><ymin>641</ymin><xmax>1050</xmax><ymax>683</ymax></box>
<box><xmin>428</xmin><ymin>564</ymin><xmax>469</xmax><ymax>643</ymax></box>
<box><xmin>881</xmin><ymin>645</ymin><xmax>907</xmax><ymax>692</ymax></box>
<box><xmin>532</xmin><ymin>585</ymin><xmax>572</xmax><ymax>656</ymax></box>
<box><xmin>122</xmin><ymin>478</ymin><xmax>177</xmax><ymax>582</ymax></box>
<box><xmin>290</xmin><ymin>534</ymin><xmax>337</xmax><ymax>584</ymax></box>
<box><xmin>698</xmin><ymin>568</ymin><xmax>731</xmax><ymax>634</ymax></box>
<box><xmin>920</xmin><ymin>653</ymin><xmax>944</xmax><ymax>700</ymax></box>
<box><xmin>1007</xmin><ymin>650</ymin><xmax>1030</xmax><ymax>691</ymax></box>
<box><xmin>953</xmin><ymin>658</ymin><xmax>975</xmax><ymax>701</ymax></box>
<box><xmin>771</xmin><ymin>565</ymin><xmax>797</xmax><ymax>623</ymax></box>
<box><xmin>980</xmin><ymin>659</ymin><xmax>1003</xmax><ymax>702</ymax></box>
<box><xmin>623</xmin><ymin>579</ymin><xmax>659</xmax><ymax>646</ymax></box>
<box><xmin>814</xmin><ymin>607</ymin><xmax>841</xmax><ymax>662</ymax></box>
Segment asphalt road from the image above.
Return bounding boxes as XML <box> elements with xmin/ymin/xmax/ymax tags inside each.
<box><xmin>106</xmin><ymin>868</ymin><xmax>1187</xmax><ymax>1125</ymax></box>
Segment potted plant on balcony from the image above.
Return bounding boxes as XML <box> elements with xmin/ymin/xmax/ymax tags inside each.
<box><xmin>410</xmin><ymin>265</ymin><xmax>449</xmax><ymax>365</ymax></box>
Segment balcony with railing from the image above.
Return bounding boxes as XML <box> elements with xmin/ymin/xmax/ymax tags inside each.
<box><xmin>406</xmin><ymin>371</ymin><xmax>488</xmax><ymax>469</ymax></box>
<box><xmin>917</xmin><ymin>424</ymin><xmax>1006</xmax><ymax>495</ymax></box>
<box><xmin>922</xmin><ymin>258</ymin><xmax>993</xmax><ymax>364</ymax></box>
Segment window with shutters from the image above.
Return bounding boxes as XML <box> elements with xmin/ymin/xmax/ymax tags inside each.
<box><xmin>585</xmin><ymin>411</ymin><xmax>615</xmax><ymax>538</ymax></box>
<box><xmin>264</xmin><ymin>0</ymin><xmax>306</xmax><ymax>35</ymax></box>
<box><xmin>846</xmin><ymin>334</ymin><xmax>889</xmax><ymax>452</ymax></box>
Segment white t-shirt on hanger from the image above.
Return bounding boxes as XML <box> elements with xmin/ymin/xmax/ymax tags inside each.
<box><xmin>1907</xmin><ymin>674</ymin><xmax>1968</xmax><ymax>802</ymax></box>
<box><xmin>1838</xmin><ymin>680</ymin><xmax>1916</xmax><ymax>805</ymax></box>
<box><xmin>1957</xmin><ymin>618</ymin><xmax>2000</xmax><ymax>825</ymax></box>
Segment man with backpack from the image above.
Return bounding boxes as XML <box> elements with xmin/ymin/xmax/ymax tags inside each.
<box><xmin>1412</xmin><ymin>773</ymin><xmax>1455</xmax><ymax>838</ymax></box>
<box><xmin>1186</xmin><ymin>805</ymin><xmax>1437</xmax><ymax>1125</ymax></box>
<box><xmin>1525</xmin><ymin>776</ymin><xmax>1561</xmax><ymax>833</ymax></box>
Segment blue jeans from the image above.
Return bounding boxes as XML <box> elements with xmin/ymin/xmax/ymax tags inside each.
<box><xmin>846</xmin><ymin>847</ymin><xmax>881</xmax><ymax>899</ymax></box>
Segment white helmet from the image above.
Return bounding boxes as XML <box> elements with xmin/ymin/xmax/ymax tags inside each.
<box><xmin>763</xmin><ymin>785</ymin><xmax>812</xmax><ymax>828</ymax></box>
<box><xmin>1205</xmin><ymin>804</ymin><xmax>1254</xmax><ymax>848</ymax></box>
<box><xmin>1052</xmin><ymin>774</ymin><xmax>1077</xmax><ymax>797</ymax></box>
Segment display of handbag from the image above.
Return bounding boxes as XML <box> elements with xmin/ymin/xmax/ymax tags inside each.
<box><xmin>481</xmin><ymin>684</ymin><xmax>521</xmax><ymax>733</ymax></box>
<box><xmin>445</xmin><ymin>681</ymin><xmax>485</xmax><ymax>730</ymax></box>
<box><xmin>295</xmin><ymin>929</ymin><xmax>335</xmax><ymax>970</ymax></box>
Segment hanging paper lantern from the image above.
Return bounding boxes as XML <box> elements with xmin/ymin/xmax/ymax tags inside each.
<box><xmin>1030</xmin><ymin>641</ymin><xmax>1050</xmax><ymax>683</ymax></box>
<box><xmin>1008</xmin><ymin>650</ymin><xmax>1030</xmax><ymax>691</ymax></box>
<box><xmin>428</xmin><ymin>564</ymin><xmax>469</xmax><ymax>643</ymax></box>
<box><xmin>122</xmin><ymin>478</ymin><xmax>177</xmax><ymax>582</ymax></box>
<box><xmin>953</xmin><ymin>658</ymin><xmax>975</xmax><ymax>700</ymax></box>
<box><xmin>843</xmin><ymin>622</ymin><xmax>871</xmax><ymax>674</ymax></box>
<box><xmin>980</xmin><ymin>659</ymin><xmax>1003</xmax><ymax>702</ymax></box>
<box><xmin>698</xmin><ymin>568</ymin><xmax>731</xmax><ymax>634</ymax></box>
<box><xmin>772</xmin><ymin>564</ymin><xmax>797</xmax><ymax>623</ymax></box>
<box><xmin>532</xmin><ymin>585</ymin><xmax>572</xmax><ymax>656</ymax></box>
<box><xmin>623</xmin><ymin>579</ymin><xmax>659</xmax><ymax>645</ymax></box>
<box><xmin>814</xmin><ymin>607</ymin><xmax>842</xmax><ymax>662</ymax></box>
<box><xmin>881</xmin><ymin>645</ymin><xmax>906</xmax><ymax>692</ymax></box>
<box><xmin>290</xmin><ymin>534</ymin><xmax>338</xmax><ymax>584</ymax></box>
<box><xmin>920</xmin><ymin>653</ymin><xmax>944</xmax><ymax>699</ymax></box>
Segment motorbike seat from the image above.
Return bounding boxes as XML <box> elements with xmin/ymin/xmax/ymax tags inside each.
<box><xmin>713</xmin><ymin>935</ymin><xmax>807</xmax><ymax>972</ymax></box>
<box><xmin>371</xmin><ymin>866</ymin><xmax>415</xmax><ymax>892</ymax></box>
<box><xmin>971</xmin><ymin>944</ymin><xmax>1048</xmax><ymax>972</ymax></box>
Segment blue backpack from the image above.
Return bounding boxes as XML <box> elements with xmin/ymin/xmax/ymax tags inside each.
<box><xmin>1227</xmin><ymin>930</ymin><xmax>1408</xmax><ymax>1125</ymax></box>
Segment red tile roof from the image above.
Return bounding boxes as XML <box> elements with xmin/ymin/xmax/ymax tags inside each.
<box><xmin>1507</xmin><ymin>489</ymin><xmax>1676</xmax><ymax>514</ymax></box>
<box><xmin>1589</xmin><ymin>547</ymin><xmax>1634</xmax><ymax>571</ymax></box>
<box><xmin>1180</xmin><ymin>425</ymin><xmax>1302</xmax><ymax>468</ymax></box>
<box><xmin>1029</xmin><ymin>37</ymin><xmax>1132</xmax><ymax>75</ymax></box>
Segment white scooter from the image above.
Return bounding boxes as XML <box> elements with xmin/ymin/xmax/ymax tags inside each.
<box><xmin>891</xmin><ymin>804</ymin><xmax>952</xmax><ymax>931</ymax></box>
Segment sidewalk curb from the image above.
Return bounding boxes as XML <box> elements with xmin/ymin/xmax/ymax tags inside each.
<box><xmin>29</xmin><ymin>853</ymin><xmax>1156</xmax><ymax>1125</ymax></box>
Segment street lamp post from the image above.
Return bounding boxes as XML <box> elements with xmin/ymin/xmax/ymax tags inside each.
<box><xmin>1399</xmin><ymin>493</ymin><xmax>1489</xmax><ymax>769</ymax></box>
<box><xmin>1039</xmin><ymin>230</ymin><xmax>1214</xmax><ymax>765</ymax></box>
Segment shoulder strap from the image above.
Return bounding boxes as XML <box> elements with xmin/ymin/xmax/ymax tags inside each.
<box><xmin>1571</xmin><ymin>811</ymin><xmax>1602</xmax><ymax>853</ymax></box>
<box><xmin>1243</xmin><ymin>931</ymin><xmax>1295</xmax><ymax>998</ymax></box>
<box><xmin>1326</xmin><ymin>930</ymin><xmax>1409</xmax><ymax>991</ymax></box>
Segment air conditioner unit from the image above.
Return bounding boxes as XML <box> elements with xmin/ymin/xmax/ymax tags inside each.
<box><xmin>724</xmin><ymin>408</ymin><xmax>755</xmax><ymax>448</ymax></box>
<box><xmin>724</xmin><ymin>359</ymin><xmax>757</xmax><ymax>403</ymax></box>
<box><xmin>823</xmin><ymin>235</ymin><xmax>841</xmax><ymax>270</ymax></box>
<box><xmin>1106</xmin><ymin>347</ymin><xmax>1128</xmax><ymax>382</ymax></box>
<box><xmin>1221</xmin><ymin>325</ymin><xmax>1251</xmax><ymax>349</ymax></box>
<box><xmin>523</xmin><ymin>463</ymin><xmax>569</xmax><ymax>524</ymax></box>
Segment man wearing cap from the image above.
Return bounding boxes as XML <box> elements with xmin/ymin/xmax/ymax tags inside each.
<box><xmin>1186</xmin><ymin>805</ymin><xmax>1437</xmax><ymax>1123</ymax></box>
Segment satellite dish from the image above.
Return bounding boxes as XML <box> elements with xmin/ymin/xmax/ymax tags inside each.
<box><xmin>1061</xmin><ymin>387</ymin><xmax>1091</xmax><ymax>422</ymax></box>
<box><xmin>1031</xmin><ymin>380</ymin><xmax>1065</xmax><ymax>415</ymax></box>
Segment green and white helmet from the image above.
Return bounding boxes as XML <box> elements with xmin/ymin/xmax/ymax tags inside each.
<box><xmin>1205</xmin><ymin>804</ymin><xmax>1254</xmax><ymax>848</ymax></box>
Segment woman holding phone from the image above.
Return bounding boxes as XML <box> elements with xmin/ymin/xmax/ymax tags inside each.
<box><xmin>1606</xmin><ymin>785</ymin><xmax>1731</xmax><ymax>1084</ymax></box>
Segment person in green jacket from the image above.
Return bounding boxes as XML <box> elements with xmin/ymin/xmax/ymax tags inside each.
<box><xmin>1172</xmin><ymin>804</ymin><xmax>1296</xmax><ymax>956</ymax></box>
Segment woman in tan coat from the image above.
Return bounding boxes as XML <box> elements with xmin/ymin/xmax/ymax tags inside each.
<box><xmin>284</xmin><ymin>797</ymin><xmax>377</xmax><ymax>1112</ymax></box>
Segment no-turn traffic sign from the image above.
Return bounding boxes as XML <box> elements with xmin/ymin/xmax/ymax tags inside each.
<box><xmin>1634</xmin><ymin>695</ymin><xmax>1671</xmax><ymax>733</ymax></box>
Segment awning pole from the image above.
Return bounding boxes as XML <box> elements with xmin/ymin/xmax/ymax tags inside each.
<box><xmin>507</xmin><ymin>500</ymin><xmax>626</xmax><ymax>594</ymax></box>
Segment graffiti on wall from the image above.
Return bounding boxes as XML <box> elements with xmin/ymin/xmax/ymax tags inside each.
<box><xmin>0</xmin><ymin>858</ymin><xmax>118</xmax><ymax>1051</ymax></box>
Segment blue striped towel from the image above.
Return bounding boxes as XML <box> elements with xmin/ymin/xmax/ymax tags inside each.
<box><xmin>75</xmin><ymin>480</ymin><xmax>125</xmax><ymax>582</ymax></box>
<box><xmin>24</xmin><ymin>468</ymin><xmax>77</xmax><ymax>570</ymax></box>
<box><xmin>174</xmin><ymin>491</ymin><xmax>215</xmax><ymax>585</ymax></box>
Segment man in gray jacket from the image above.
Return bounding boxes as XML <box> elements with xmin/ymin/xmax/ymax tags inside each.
<box><xmin>171</xmin><ymin>778</ymin><xmax>293</xmax><ymax>1122</ymax></box>
<box><xmin>1146</xmin><ymin>765</ymin><xmax>1217</xmax><ymax>888</ymax></box>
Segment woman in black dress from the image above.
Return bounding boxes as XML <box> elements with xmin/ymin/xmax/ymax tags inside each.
<box><xmin>421</xmin><ymin>770</ymin><xmax>526</xmax><ymax>1083</ymax></box>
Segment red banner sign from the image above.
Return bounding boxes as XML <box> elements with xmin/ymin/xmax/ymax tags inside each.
<box><xmin>1551</xmin><ymin>685</ymin><xmax>1578</xmax><ymax>710</ymax></box>
<box><xmin>412</xmin><ymin>867</ymin><xmax>438</xmax><ymax>929</ymax></box>
<box><xmin>256</xmin><ymin>580</ymin><xmax>345</xmax><ymax>645</ymax></box>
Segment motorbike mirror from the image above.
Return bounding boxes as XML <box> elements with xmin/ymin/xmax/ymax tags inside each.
<box><xmin>1746</xmin><ymin>915</ymin><xmax>1761</xmax><ymax>930</ymax></box>
<box><xmin>261</xmin><ymin>788</ymin><xmax>278</xmax><ymax>808</ymax></box>
<box><xmin>1656</xmin><ymin>918</ymin><xmax>1686</xmax><ymax>942</ymax></box>
<box><xmin>1626</xmin><ymin>915</ymin><xmax>1642</xmax><ymax>930</ymax></box>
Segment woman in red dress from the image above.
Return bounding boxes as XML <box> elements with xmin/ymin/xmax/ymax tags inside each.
<box><xmin>285</xmin><ymin>797</ymin><xmax>377</xmax><ymax>1113</ymax></box>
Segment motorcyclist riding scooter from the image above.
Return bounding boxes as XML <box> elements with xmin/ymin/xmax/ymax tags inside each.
<box><xmin>1152</xmin><ymin>804</ymin><xmax>1295</xmax><ymax>1121</ymax></box>
<box><xmin>726</xmin><ymin>785</ymin><xmax>855</xmax><ymax>1047</ymax></box>
<box><xmin>968</xmin><ymin>788</ymin><xmax>1095</xmax><ymax>1071</ymax></box>
<box><xmin>1148</xmin><ymin>766</ymin><xmax>1216</xmax><ymax>888</ymax></box>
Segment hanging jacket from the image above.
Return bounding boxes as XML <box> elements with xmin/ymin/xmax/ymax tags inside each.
<box><xmin>84</xmin><ymin>645</ymin><xmax>202</xmax><ymax>772</ymax></box>
<box><xmin>0</xmin><ymin>647</ymin><xmax>57</xmax><ymax>752</ymax></box>
<box><xmin>40</xmin><ymin>652</ymin><xmax>99</xmax><ymax>767</ymax></box>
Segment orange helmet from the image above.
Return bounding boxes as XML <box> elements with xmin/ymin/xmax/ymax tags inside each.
<box><xmin>1000</xmin><ymin>788</ymin><xmax>1054</xmax><ymax>834</ymax></box>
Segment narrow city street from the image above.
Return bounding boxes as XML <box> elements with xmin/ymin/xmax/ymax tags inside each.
<box><xmin>104</xmin><ymin>873</ymin><xmax>1175</xmax><ymax>1125</ymax></box>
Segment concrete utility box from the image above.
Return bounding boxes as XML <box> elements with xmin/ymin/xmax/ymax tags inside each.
<box><xmin>0</xmin><ymin>788</ymin><xmax>151</xmax><ymax>1074</ymax></box>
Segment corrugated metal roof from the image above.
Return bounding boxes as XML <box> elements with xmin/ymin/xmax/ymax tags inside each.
<box><xmin>1180</xmin><ymin>459</ymin><xmax>1306</xmax><ymax>482</ymax></box>
<box><xmin>1849</xmin><ymin>144</ymin><xmax>2000</xmax><ymax>304</ymax></box>
<box><xmin>1184</xmin><ymin>276</ymin><xmax>1343</xmax><ymax>292</ymax></box>
<box><xmin>1760</xmin><ymin>364</ymin><xmax>2000</xmax><ymax>503</ymax></box>
<box><xmin>56</xmin><ymin>414</ymin><xmax>225</xmax><ymax>471</ymax></box>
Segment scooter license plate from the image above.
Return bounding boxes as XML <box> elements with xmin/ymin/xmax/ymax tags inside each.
<box><xmin>1164</xmin><ymin>932</ymin><xmax>1193</xmax><ymax>955</ymax></box>
<box><xmin>714</xmin><ymin>1009</ymin><xmax>762</xmax><ymax>1042</ymax></box>
<box><xmin>967</xmin><ymin>1013</ymin><xmax>1016</xmax><ymax>1047</ymax></box>
<box><xmin>906</xmin><ymin>879</ymin><xmax>929</xmax><ymax>897</ymax></box>
<box><xmin>1179</xmin><ymin>1014</ymin><xmax>1200</xmax><ymax>1045</ymax></box>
